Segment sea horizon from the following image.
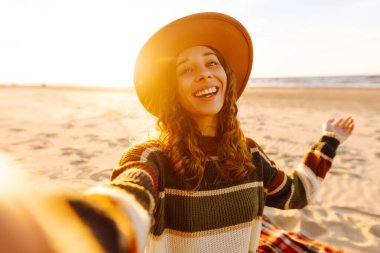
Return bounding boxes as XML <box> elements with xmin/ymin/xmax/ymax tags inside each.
<box><xmin>250</xmin><ymin>74</ymin><xmax>380</xmax><ymax>88</ymax></box>
<box><xmin>1</xmin><ymin>74</ymin><xmax>380</xmax><ymax>89</ymax></box>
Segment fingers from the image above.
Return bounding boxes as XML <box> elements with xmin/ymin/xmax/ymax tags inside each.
<box><xmin>326</xmin><ymin>116</ymin><xmax>355</xmax><ymax>133</ymax></box>
<box><xmin>333</xmin><ymin>118</ymin><xmax>344</xmax><ymax>127</ymax></box>
<box><xmin>342</xmin><ymin>117</ymin><xmax>354</xmax><ymax>129</ymax></box>
<box><xmin>347</xmin><ymin>117</ymin><xmax>355</xmax><ymax>133</ymax></box>
<box><xmin>332</xmin><ymin>117</ymin><xmax>352</xmax><ymax>126</ymax></box>
<box><xmin>333</xmin><ymin>116</ymin><xmax>355</xmax><ymax>133</ymax></box>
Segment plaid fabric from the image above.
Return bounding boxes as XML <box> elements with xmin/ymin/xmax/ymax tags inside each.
<box><xmin>259</xmin><ymin>216</ymin><xmax>344</xmax><ymax>253</ymax></box>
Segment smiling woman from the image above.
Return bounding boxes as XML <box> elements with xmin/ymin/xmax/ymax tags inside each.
<box><xmin>103</xmin><ymin>12</ymin><xmax>353</xmax><ymax>253</ymax></box>
<box><xmin>0</xmin><ymin>11</ymin><xmax>354</xmax><ymax>253</ymax></box>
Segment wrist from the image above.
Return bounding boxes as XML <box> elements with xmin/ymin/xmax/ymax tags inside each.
<box><xmin>322</xmin><ymin>131</ymin><xmax>342</xmax><ymax>144</ymax></box>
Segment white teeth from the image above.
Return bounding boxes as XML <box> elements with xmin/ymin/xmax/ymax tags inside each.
<box><xmin>195</xmin><ymin>87</ymin><xmax>217</xmax><ymax>97</ymax></box>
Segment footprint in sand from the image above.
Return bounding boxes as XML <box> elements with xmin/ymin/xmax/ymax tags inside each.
<box><xmin>30</xmin><ymin>138</ymin><xmax>52</xmax><ymax>150</ymax></box>
<box><xmin>329</xmin><ymin>168</ymin><xmax>362</xmax><ymax>179</ymax></box>
<box><xmin>107</xmin><ymin>141</ymin><xmax>118</xmax><ymax>148</ymax></box>
<box><xmin>62</xmin><ymin>122</ymin><xmax>74</xmax><ymax>129</ymax></box>
<box><xmin>117</xmin><ymin>137</ymin><xmax>130</xmax><ymax>147</ymax></box>
<box><xmin>70</xmin><ymin>159</ymin><xmax>87</xmax><ymax>166</ymax></box>
<box><xmin>331</xmin><ymin>206</ymin><xmax>380</xmax><ymax>219</ymax></box>
<box><xmin>61</xmin><ymin>147</ymin><xmax>98</xmax><ymax>160</ymax></box>
<box><xmin>37</xmin><ymin>133</ymin><xmax>58</xmax><ymax>138</ymax></box>
<box><xmin>8</xmin><ymin>127</ymin><xmax>24</xmax><ymax>132</ymax></box>
<box><xmin>85</xmin><ymin>134</ymin><xmax>98</xmax><ymax>141</ymax></box>
<box><xmin>266</xmin><ymin>149</ymin><xmax>278</xmax><ymax>157</ymax></box>
<box><xmin>61</xmin><ymin>147</ymin><xmax>78</xmax><ymax>156</ymax></box>
<box><xmin>75</xmin><ymin>166</ymin><xmax>100</xmax><ymax>178</ymax></box>
<box><xmin>278</xmin><ymin>137</ymin><xmax>297</xmax><ymax>144</ymax></box>
<box><xmin>369</xmin><ymin>224</ymin><xmax>380</xmax><ymax>238</ymax></box>
<box><xmin>263</xmin><ymin>135</ymin><xmax>271</xmax><ymax>140</ymax></box>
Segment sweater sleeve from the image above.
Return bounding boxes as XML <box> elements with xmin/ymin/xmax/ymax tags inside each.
<box><xmin>110</xmin><ymin>140</ymin><xmax>161</xmax><ymax>215</ymax></box>
<box><xmin>81</xmin><ymin>141</ymin><xmax>162</xmax><ymax>253</ymax></box>
<box><xmin>250</xmin><ymin>133</ymin><xmax>340</xmax><ymax>209</ymax></box>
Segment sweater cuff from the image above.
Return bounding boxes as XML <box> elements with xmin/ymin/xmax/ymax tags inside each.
<box><xmin>321</xmin><ymin>131</ymin><xmax>340</xmax><ymax>150</ymax></box>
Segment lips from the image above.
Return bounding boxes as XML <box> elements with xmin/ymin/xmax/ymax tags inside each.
<box><xmin>193</xmin><ymin>86</ymin><xmax>219</xmax><ymax>98</ymax></box>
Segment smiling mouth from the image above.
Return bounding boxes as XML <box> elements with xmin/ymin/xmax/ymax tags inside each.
<box><xmin>194</xmin><ymin>87</ymin><xmax>219</xmax><ymax>98</ymax></box>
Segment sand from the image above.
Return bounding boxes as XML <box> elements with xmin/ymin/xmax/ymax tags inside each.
<box><xmin>0</xmin><ymin>86</ymin><xmax>379</xmax><ymax>252</ymax></box>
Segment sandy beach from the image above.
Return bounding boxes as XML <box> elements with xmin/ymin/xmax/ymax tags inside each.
<box><xmin>0</xmin><ymin>86</ymin><xmax>379</xmax><ymax>252</ymax></box>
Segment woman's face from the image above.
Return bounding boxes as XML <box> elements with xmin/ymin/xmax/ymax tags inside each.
<box><xmin>175</xmin><ymin>46</ymin><xmax>227</xmax><ymax>122</ymax></box>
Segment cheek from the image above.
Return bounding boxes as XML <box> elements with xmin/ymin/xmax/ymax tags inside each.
<box><xmin>220</xmin><ymin>73</ymin><xmax>228</xmax><ymax>97</ymax></box>
<box><xmin>221</xmin><ymin>70</ymin><xmax>227</xmax><ymax>85</ymax></box>
<box><xmin>176</xmin><ymin>82</ymin><xmax>191</xmax><ymax>108</ymax></box>
<box><xmin>176</xmin><ymin>76</ymin><xmax>188</xmax><ymax>94</ymax></box>
<box><xmin>177</xmin><ymin>74</ymin><xmax>194</xmax><ymax>95</ymax></box>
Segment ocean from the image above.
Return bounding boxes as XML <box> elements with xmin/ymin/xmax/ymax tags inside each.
<box><xmin>2</xmin><ymin>75</ymin><xmax>380</xmax><ymax>89</ymax></box>
<box><xmin>249</xmin><ymin>75</ymin><xmax>380</xmax><ymax>88</ymax></box>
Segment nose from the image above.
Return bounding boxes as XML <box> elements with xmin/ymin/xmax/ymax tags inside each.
<box><xmin>195</xmin><ymin>66</ymin><xmax>212</xmax><ymax>82</ymax></box>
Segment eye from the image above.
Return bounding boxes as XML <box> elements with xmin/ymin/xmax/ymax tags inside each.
<box><xmin>179</xmin><ymin>66</ymin><xmax>193</xmax><ymax>76</ymax></box>
<box><xmin>207</xmin><ymin>61</ymin><xmax>218</xmax><ymax>67</ymax></box>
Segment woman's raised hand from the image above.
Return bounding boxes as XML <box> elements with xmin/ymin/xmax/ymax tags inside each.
<box><xmin>322</xmin><ymin>117</ymin><xmax>355</xmax><ymax>143</ymax></box>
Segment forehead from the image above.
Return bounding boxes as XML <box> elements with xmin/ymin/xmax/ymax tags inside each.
<box><xmin>176</xmin><ymin>46</ymin><xmax>216</xmax><ymax>63</ymax></box>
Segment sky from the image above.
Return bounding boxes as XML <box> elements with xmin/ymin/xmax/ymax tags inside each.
<box><xmin>0</xmin><ymin>0</ymin><xmax>379</xmax><ymax>87</ymax></box>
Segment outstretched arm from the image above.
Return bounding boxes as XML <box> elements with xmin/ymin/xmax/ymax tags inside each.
<box><xmin>263</xmin><ymin>116</ymin><xmax>354</xmax><ymax>209</ymax></box>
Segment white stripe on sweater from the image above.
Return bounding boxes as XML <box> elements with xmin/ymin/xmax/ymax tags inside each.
<box><xmin>158</xmin><ymin>181</ymin><xmax>263</xmax><ymax>199</ymax></box>
<box><xmin>145</xmin><ymin>221</ymin><xmax>255</xmax><ymax>253</ymax></box>
<box><xmin>284</xmin><ymin>183</ymin><xmax>295</xmax><ymax>210</ymax></box>
<box><xmin>312</xmin><ymin>149</ymin><xmax>333</xmax><ymax>163</ymax></box>
<box><xmin>249</xmin><ymin>217</ymin><xmax>262</xmax><ymax>253</ymax></box>
<box><xmin>267</xmin><ymin>174</ymin><xmax>287</xmax><ymax>196</ymax></box>
<box><xmin>295</xmin><ymin>164</ymin><xmax>322</xmax><ymax>203</ymax></box>
<box><xmin>140</xmin><ymin>147</ymin><xmax>162</xmax><ymax>162</ymax></box>
<box><xmin>250</xmin><ymin>147</ymin><xmax>276</xmax><ymax>168</ymax></box>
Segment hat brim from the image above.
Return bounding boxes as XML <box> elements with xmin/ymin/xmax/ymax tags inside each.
<box><xmin>134</xmin><ymin>12</ymin><xmax>253</xmax><ymax>117</ymax></box>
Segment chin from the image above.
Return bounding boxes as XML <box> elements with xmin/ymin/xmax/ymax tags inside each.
<box><xmin>198</xmin><ymin>107</ymin><xmax>223</xmax><ymax>116</ymax></box>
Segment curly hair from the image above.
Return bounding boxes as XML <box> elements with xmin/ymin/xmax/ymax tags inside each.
<box><xmin>156</xmin><ymin>46</ymin><xmax>255</xmax><ymax>188</ymax></box>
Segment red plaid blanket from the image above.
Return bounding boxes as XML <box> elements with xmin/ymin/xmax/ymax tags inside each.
<box><xmin>259</xmin><ymin>216</ymin><xmax>344</xmax><ymax>253</ymax></box>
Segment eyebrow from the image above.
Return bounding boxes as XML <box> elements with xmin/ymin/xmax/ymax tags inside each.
<box><xmin>176</xmin><ymin>52</ymin><xmax>216</xmax><ymax>67</ymax></box>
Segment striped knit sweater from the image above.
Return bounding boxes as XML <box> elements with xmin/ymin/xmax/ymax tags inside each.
<box><xmin>82</xmin><ymin>132</ymin><xmax>339</xmax><ymax>253</ymax></box>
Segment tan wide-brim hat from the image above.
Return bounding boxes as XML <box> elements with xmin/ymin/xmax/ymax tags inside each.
<box><xmin>134</xmin><ymin>12</ymin><xmax>253</xmax><ymax>117</ymax></box>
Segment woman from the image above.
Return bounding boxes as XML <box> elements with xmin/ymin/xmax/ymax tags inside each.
<box><xmin>99</xmin><ymin>12</ymin><xmax>354</xmax><ymax>252</ymax></box>
<box><xmin>0</xmin><ymin>12</ymin><xmax>353</xmax><ymax>253</ymax></box>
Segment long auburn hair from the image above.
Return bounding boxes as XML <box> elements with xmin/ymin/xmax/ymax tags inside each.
<box><xmin>156</xmin><ymin>46</ymin><xmax>255</xmax><ymax>188</ymax></box>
